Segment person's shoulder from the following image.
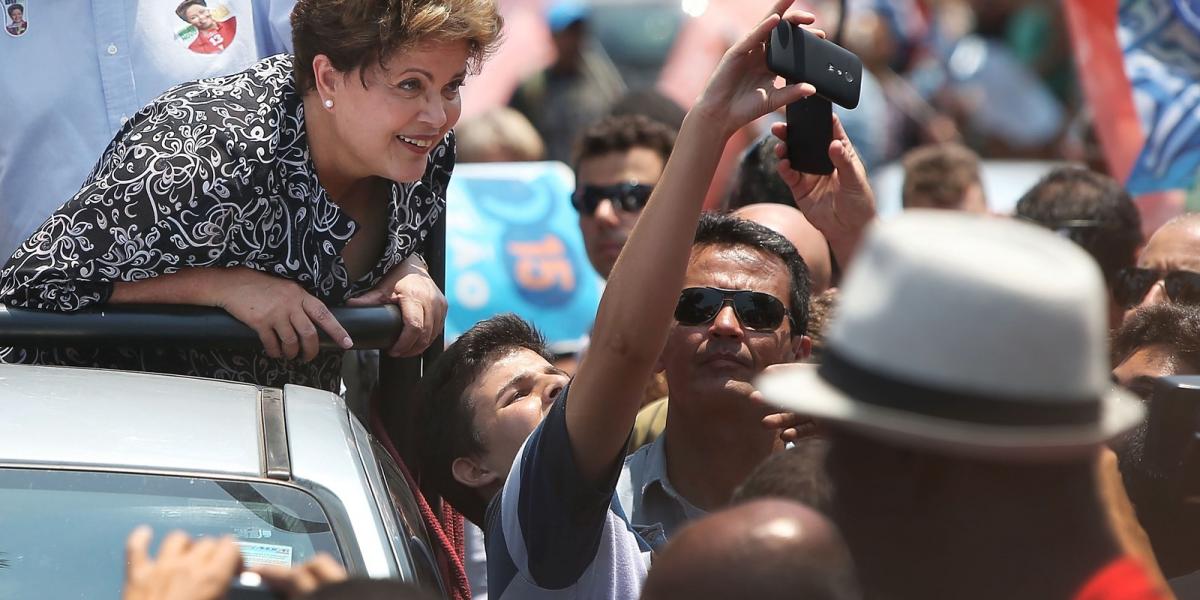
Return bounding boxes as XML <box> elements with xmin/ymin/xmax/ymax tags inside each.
<box><xmin>132</xmin><ymin>55</ymin><xmax>297</xmax><ymax>157</ymax></box>
<box><xmin>152</xmin><ymin>55</ymin><xmax>293</xmax><ymax>111</ymax></box>
<box><xmin>185</xmin><ymin>54</ymin><xmax>294</xmax><ymax>103</ymax></box>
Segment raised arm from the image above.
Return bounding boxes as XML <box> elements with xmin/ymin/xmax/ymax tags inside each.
<box><xmin>566</xmin><ymin>0</ymin><xmax>822</xmax><ymax>484</ymax></box>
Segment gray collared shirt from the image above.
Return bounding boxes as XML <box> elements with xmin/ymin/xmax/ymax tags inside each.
<box><xmin>616</xmin><ymin>434</ymin><xmax>707</xmax><ymax>544</ymax></box>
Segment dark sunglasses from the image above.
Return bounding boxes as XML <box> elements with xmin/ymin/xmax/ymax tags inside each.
<box><xmin>571</xmin><ymin>181</ymin><xmax>653</xmax><ymax>215</ymax></box>
<box><xmin>1113</xmin><ymin>267</ymin><xmax>1200</xmax><ymax>309</ymax></box>
<box><xmin>674</xmin><ymin>287</ymin><xmax>792</xmax><ymax>331</ymax></box>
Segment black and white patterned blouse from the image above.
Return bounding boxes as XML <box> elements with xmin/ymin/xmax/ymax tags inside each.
<box><xmin>0</xmin><ymin>54</ymin><xmax>453</xmax><ymax>392</ymax></box>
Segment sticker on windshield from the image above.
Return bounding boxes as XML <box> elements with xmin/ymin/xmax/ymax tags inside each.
<box><xmin>236</xmin><ymin>541</ymin><xmax>293</xmax><ymax>568</ymax></box>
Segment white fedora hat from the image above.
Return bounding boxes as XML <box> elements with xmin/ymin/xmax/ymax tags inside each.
<box><xmin>757</xmin><ymin>211</ymin><xmax>1144</xmax><ymax>459</ymax></box>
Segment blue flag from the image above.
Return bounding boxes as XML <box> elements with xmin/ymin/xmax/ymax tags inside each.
<box><xmin>1120</xmin><ymin>0</ymin><xmax>1200</xmax><ymax>195</ymax></box>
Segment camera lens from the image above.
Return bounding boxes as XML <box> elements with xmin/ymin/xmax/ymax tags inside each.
<box><xmin>844</xmin><ymin>71</ymin><xmax>854</xmax><ymax>83</ymax></box>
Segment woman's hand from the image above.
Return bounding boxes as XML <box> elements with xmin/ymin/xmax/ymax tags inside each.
<box><xmin>772</xmin><ymin>113</ymin><xmax>877</xmax><ymax>267</ymax></box>
<box><xmin>122</xmin><ymin>527</ymin><xmax>243</xmax><ymax>600</ymax></box>
<box><xmin>214</xmin><ymin>267</ymin><xmax>353</xmax><ymax>362</ymax></box>
<box><xmin>346</xmin><ymin>253</ymin><xmax>447</xmax><ymax>357</ymax></box>
<box><xmin>691</xmin><ymin>0</ymin><xmax>823</xmax><ymax>141</ymax></box>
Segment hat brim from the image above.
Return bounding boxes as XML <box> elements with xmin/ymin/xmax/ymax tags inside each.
<box><xmin>757</xmin><ymin>364</ymin><xmax>1146</xmax><ymax>460</ymax></box>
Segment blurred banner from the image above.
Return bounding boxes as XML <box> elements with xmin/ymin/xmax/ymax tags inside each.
<box><xmin>1066</xmin><ymin>0</ymin><xmax>1200</xmax><ymax>195</ymax></box>
<box><xmin>445</xmin><ymin>162</ymin><xmax>603</xmax><ymax>354</ymax></box>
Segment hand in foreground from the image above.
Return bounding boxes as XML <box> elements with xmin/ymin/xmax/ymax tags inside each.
<box><xmin>123</xmin><ymin>527</ymin><xmax>242</xmax><ymax>600</ymax></box>
<box><xmin>772</xmin><ymin>113</ymin><xmax>877</xmax><ymax>266</ymax></box>
<box><xmin>755</xmin><ymin>363</ymin><xmax>822</xmax><ymax>443</ymax></box>
<box><xmin>252</xmin><ymin>554</ymin><xmax>348</xmax><ymax>598</ymax></box>
<box><xmin>346</xmin><ymin>254</ymin><xmax>446</xmax><ymax>357</ymax></box>
<box><xmin>691</xmin><ymin>0</ymin><xmax>823</xmax><ymax>140</ymax></box>
<box><xmin>215</xmin><ymin>267</ymin><xmax>353</xmax><ymax>361</ymax></box>
<box><xmin>762</xmin><ymin>410</ymin><xmax>822</xmax><ymax>444</ymax></box>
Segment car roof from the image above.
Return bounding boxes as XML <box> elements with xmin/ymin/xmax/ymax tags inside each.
<box><xmin>0</xmin><ymin>364</ymin><xmax>268</xmax><ymax>476</ymax></box>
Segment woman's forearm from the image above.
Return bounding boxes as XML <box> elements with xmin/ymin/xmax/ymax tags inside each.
<box><xmin>109</xmin><ymin>267</ymin><xmax>232</xmax><ymax>307</ymax></box>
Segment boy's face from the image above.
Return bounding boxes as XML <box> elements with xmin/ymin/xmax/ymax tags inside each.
<box><xmin>464</xmin><ymin>348</ymin><xmax>570</xmax><ymax>480</ymax></box>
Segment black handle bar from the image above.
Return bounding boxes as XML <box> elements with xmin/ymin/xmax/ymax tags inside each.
<box><xmin>0</xmin><ymin>304</ymin><xmax>404</xmax><ymax>350</ymax></box>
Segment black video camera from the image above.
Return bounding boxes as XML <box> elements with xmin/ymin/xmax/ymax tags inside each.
<box><xmin>765</xmin><ymin>21</ymin><xmax>863</xmax><ymax>175</ymax></box>
<box><xmin>1125</xmin><ymin>375</ymin><xmax>1200</xmax><ymax>578</ymax></box>
<box><xmin>1141</xmin><ymin>376</ymin><xmax>1200</xmax><ymax>500</ymax></box>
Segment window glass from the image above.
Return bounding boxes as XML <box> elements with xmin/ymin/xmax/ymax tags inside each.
<box><xmin>371</xmin><ymin>441</ymin><xmax>444</xmax><ymax>595</ymax></box>
<box><xmin>0</xmin><ymin>469</ymin><xmax>342</xmax><ymax>599</ymax></box>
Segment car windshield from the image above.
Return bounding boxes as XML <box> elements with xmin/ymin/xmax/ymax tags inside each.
<box><xmin>0</xmin><ymin>468</ymin><xmax>343</xmax><ymax>599</ymax></box>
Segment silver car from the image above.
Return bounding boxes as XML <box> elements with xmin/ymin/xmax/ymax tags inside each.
<box><xmin>0</xmin><ymin>363</ymin><xmax>445</xmax><ymax>598</ymax></box>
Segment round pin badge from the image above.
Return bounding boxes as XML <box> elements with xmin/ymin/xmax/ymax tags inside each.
<box><xmin>4</xmin><ymin>0</ymin><xmax>29</xmax><ymax>37</ymax></box>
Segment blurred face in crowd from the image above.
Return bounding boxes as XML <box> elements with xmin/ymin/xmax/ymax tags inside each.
<box><xmin>552</xmin><ymin>21</ymin><xmax>586</xmax><ymax>70</ymax></box>
<box><xmin>577</xmin><ymin>147</ymin><xmax>665</xmax><ymax>278</ymax></box>
<box><xmin>958</xmin><ymin>183</ymin><xmax>988</xmax><ymax>213</ymax></box>
<box><xmin>1122</xmin><ymin>221</ymin><xmax>1200</xmax><ymax>320</ymax></box>
<box><xmin>185</xmin><ymin>5</ymin><xmax>216</xmax><ymax>30</ymax></box>
<box><xmin>1113</xmin><ymin>344</ymin><xmax>1181</xmax><ymax>403</ymax></box>
<box><xmin>315</xmin><ymin>40</ymin><xmax>469</xmax><ymax>185</ymax></box>
<box><xmin>1112</xmin><ymin>344</ymin><xmax>1198</xmax><ymax>475</ymax></box>
<box><xmin>658</xmin><ymin>245</ymin><xmax>809</xmax><ymax>422</ymax></box>
<box><xmin>454</xmin><ymin>349</ymin><xmax>569</xmax><ymax>488</ymax></box>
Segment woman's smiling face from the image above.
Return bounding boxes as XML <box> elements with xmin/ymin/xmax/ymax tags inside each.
<box><xmin>322</xmin><ymin>40</ymin><xmax>470</xmax><ymax>184</ymax></box>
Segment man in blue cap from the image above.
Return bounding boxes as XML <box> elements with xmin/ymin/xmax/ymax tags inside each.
<box><xmin>509</xmin><ymin>0</ymin><xmax>626</xmax><ymax>163</ymax></box>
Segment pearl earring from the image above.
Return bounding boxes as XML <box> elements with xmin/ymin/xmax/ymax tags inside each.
<box><xmin>323</xmin><ymin>99</ymin><xmax>334</xmax><ymax>109</ymax></box>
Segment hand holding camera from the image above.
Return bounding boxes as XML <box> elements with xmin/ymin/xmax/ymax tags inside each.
<box><xmin>690</xmin><ymin>0</ymin><xmax>822</xmax><ymax>142</ymax></box>
<box><xmin>764</xmin><ymin>18</ymin><xmax>875</xmax><ymax>266</ymax></box>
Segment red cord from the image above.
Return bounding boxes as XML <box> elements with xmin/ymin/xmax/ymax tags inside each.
<box><xmin>370</xmin><ymin>406</ymin><xmax>471</xmax><ymax>600</ymax></box>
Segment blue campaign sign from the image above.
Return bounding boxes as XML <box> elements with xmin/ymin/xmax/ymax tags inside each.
<box><xmin>445</xmin><ymin>162</ymin><xmax>603</xmax><ymax>354</ymax></box>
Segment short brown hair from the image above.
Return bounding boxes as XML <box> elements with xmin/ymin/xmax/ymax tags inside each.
<box><xmin>290</xmin><ymin>0</ymin><xmax>503</xmax><ymax>92</ymax></box>
<box><xmin>573</xmin><ymin>114</ymin><xmax>676</xmax><ymax>171</ymax></box>
<box><xmin>901</xmin><ymin>143</ymin><xmax>982</xmax><ymax>210</ymax></box>
<box><xmin>1015</xmin><ymin>167</ymin><xmax>1142</xmax><ymax>285</ymax></box>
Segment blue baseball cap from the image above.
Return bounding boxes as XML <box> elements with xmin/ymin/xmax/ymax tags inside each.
<box><xmin>547</xmin><ymin>0</ymin><xmax>588</xmax><ymax>33</ymax></box>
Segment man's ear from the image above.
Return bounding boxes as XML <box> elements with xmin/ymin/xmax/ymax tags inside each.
<box><xmin>452</xmin><ymin>456</ymin><xmax>500</xmax><ymax>490</ymax></box>
<box><xmin>790</xmin><ymin>334</ymin><xmax>813</xmax><ymax>362</ymax></box>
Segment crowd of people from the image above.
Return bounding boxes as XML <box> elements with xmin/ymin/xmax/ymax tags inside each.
<box><xmin>2</xmin><ymin>0</ymin><xmax>1199</xmax><ymax>599</ymax></box>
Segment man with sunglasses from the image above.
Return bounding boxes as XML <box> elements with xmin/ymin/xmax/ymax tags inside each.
<box><xmin>416</xmin><ymin>5</ymin><xmax>851</xmax><ymax>596</ymax></box>
<box><xmin>615</xmin><ymin>213</ymin><xmax>812</xmax><ymax>540</ymax></box>
<box><xmin>1116</xmin><ymin>214</ymin><xmax>1200</xmax><ymax>324</ymax></box>
<box><xmin>571</xmin><ymin>113</ymin><xmax>676</xmax><ymax>279</ymax></box>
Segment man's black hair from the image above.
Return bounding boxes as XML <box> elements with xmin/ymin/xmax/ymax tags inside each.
<box><xmin>726</xmin><ymin>133</ymin><xmax>793</xmax><ymax>210</ymax></box>
<box><xmin>175</xmin><ymin>0</ymin><xmax>207</xmax><ymax>21</ymax></box>
<box><xmin>609</xmin><ymin>89</ymin><xmax>687</xmax><ymax>133</ymax></box>
<box><xmin>693</xmin><ymin>212</ymin><xmax>812</xmax><ymax>335</ymax></box>
<box><xmin>732</xmin><ymin>437</ymin><xmax>832</xmax><ymax>513</ymax></box>
<box><xmin>8</xmin><ymin>3</ymin><xmax>23</xmax><ymax>16</ymax></box>
<box><xmin>1016</xmin><ymin>167</ymin><xmax>1142</xmax><ymax>285</ymax></box>
<box><xmin>573</xmin><ymin>113</ymin><xmax>676</xmax><ymax>173</ymax></box>
<box><xmin>418</xmin><ymin>314</ymin><xmax>553</xmax><ymax>525</ymax></box>
<box><xmin>1113</xmin><ymin>302</ymin><xmax>1200</xmax><ymax>367</ymax></box>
